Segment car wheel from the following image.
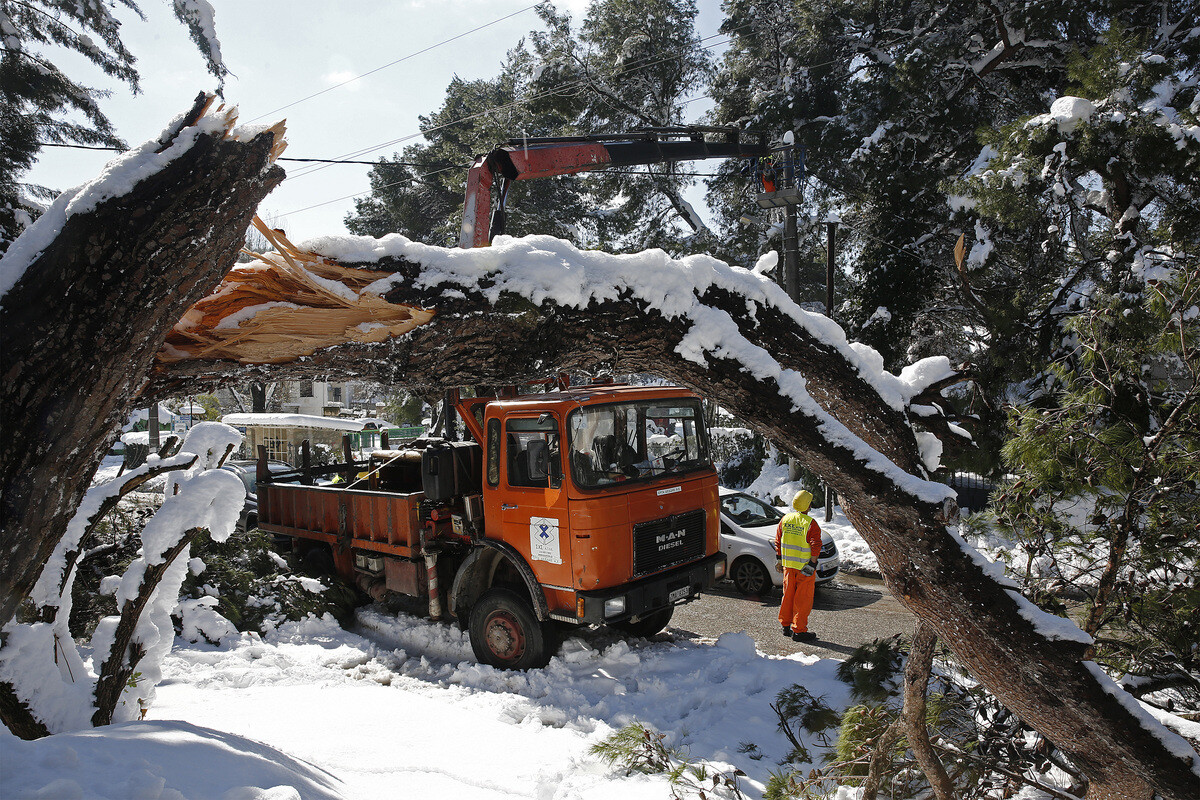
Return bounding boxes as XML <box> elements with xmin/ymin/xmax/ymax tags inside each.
<box><xmin>731</xmin><ymin>556</ymin><xmax>772</xmax><ymax>596</ymax></box>
<box><xmin>469</xmin><ymin>588</ymin><xmax>552</xmax><ymax>670</ymax></box>
<box><xmin>610</xmin><ymin>605</ymin><xmax>674</xmax><ymax>639</ymax></box>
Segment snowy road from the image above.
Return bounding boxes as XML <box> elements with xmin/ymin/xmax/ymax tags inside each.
<box><xmin>674</xmin><ymin>574</ymin><xmax>916</xmax><ymax>658</ymax></box>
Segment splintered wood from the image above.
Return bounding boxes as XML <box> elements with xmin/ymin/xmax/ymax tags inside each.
<box><xmin>161</xmin><ymin>219</ymin><xmax>434</xmax><ymax>364</ymax></box>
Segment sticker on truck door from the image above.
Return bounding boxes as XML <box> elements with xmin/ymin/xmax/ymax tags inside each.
<box><xmin>530</xmin><ymin>517</ymin><xmax>562</xmax><ymax>565</ymax></box>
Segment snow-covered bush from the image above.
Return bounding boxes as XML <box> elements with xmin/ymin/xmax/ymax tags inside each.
<box><xmin>0</xmin><ymin>424</ymin><xmax>244</xmax><ymax>733</ymax></box>
<box><xmin>178</xmin><ymin>528</ymin><xmax>359</xmax><ymax>637</ymax></box>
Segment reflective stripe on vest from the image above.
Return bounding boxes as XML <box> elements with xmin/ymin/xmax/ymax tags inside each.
<box><xmin>779</xmin><ymin>512</ymin><xmax>813</xmax><ymax>570</ymax></box>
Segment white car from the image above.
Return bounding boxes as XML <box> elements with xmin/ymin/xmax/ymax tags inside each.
<box><xmin>718</xmin><ymin>487</ymin><xmax>840</xmax><ymax>596</ymax></box>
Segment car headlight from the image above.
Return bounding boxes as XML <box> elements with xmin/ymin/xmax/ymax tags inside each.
<box><xmin>713</xmin><ymin>559</ymin><xmax>726</xmax><ymax>580</ymax></box>
<box><xmin>604</xmin><ymin>596</ymin><xmax>626</xmax><ymax>618</ymax></box>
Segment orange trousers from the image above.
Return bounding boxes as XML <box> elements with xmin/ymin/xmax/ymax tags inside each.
<box><xmin>778</xmin><ymin>567</ymin><xmax>815</xmax><ymax>632</ymax></box>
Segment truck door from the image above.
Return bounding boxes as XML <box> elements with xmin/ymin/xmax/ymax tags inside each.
<box><xmin>497</xmin><ymin>414</ymin><xmax>573</xmax><ymax>590</ymax></box>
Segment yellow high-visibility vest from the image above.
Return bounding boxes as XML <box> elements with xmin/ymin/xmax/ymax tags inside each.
<box><xmin>779</xmin><ymin>512</ymin><xmax>814</xmax><ymax>570</ymax></box>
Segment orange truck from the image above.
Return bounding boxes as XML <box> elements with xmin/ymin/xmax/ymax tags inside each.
<box><xmin>256</xmin><ymin>382</ymin><xmax>726</xmax><ymax>669</ymax></box>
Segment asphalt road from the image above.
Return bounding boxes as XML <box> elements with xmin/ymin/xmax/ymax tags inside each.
<box><xmin>669</xmin><ymin>573</ymin><xmax>916</xmax><ymax>659</ymax></box>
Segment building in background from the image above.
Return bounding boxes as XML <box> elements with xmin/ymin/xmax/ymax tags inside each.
<box><xmin>221</xmin><ymin>413</ymin><xmax>420</xmax><ymax>465</ymax></box>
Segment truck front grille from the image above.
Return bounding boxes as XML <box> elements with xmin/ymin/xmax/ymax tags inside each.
<box><xmin>632</xmin><ymin>509</ymin><xmax>706</xmax><ymax>577</ymax></box>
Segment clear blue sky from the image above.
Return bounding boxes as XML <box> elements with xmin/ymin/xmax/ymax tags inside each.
<box><xmin>28</xmin><ymin>0</ymin><xmax>728</xmax><ymax>241</ymax></box>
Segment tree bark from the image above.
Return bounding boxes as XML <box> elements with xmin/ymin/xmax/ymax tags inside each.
<box><xmin>91</xmin><ymin>528</ymin><xmax>200</xmax><ymax>726</ymax></box>
<box><xmin>862</xmin><ymin>720</ymin><xmax>902</xmax><ymax>800</ymax></box>
<box><xmin>151</xmin><ymin>252</ymin><xmax>1198</xmax><ymax>799</ymax></box>
<box><xmin>903</xmin><ymin>624</ymin><xmax>954</xmax><ymax>800</ymax></box>
<box><xmin>0</xmin><ymin>94</ymin><xmax>284</xmax><ymax>628</ymax></box>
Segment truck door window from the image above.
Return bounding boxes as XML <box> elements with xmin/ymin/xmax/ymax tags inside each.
<box><xmin>506</xmin><ymin>417</ymin><xmax>561</xmax><ymax>489</ymax></box>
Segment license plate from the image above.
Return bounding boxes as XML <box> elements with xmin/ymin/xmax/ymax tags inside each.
<box><xmin>668</xmin><ymin>586</ymin><xmax>690</xmax><ymax>603</ymax></box>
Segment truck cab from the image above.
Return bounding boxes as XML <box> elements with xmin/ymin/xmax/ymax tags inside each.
<box><xmin>257</xmin><ymin>383</ymin><xmax>726</xmax><ymax>670</ymax></box>
<box><xmin>477</xmin><ymin>385</ymin><xmax>723</xmax><ymax>625</ymax></box>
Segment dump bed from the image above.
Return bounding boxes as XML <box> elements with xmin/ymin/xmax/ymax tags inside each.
<box><xmin>258</xmin><ymin>483</ymin><xmax>424</xmax><ymax>558</ymax></box>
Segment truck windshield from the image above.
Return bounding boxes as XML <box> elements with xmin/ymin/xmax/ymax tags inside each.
<box><xmin>567</xmin><ymin>400</ymin><xmax>710</xmax><ymax>489</ymax></box>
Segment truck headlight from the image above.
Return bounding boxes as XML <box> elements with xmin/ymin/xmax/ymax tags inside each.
<box><xmin>604</xmin><ymin>596</ymin><xmax>626</xmax><ymax>618</ymax></box>
<box><xmin>713</xmin><ymin>559</ymin><xmax>726</xmax><ymax>580</ymax></box>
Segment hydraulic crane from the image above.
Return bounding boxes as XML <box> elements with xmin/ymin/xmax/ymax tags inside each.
<box><xmin>459</xmin><ymin>126</ymin><xmax>772</xmax><ymax>248</ymax></box>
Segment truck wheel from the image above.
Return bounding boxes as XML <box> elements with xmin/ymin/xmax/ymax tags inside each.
<box><xmin>611</xmin><ymin>605</ymin><xmax>674</xmax><ymax>639</ymax></box>
<box><xmin>469</xmin><ymin>588</ymin><xmax>551</xmax><ymax>671</ymax></box>
<box><xmin>731</xmin><ymin>556</ymin><xmax>772</xmax><ymax>596</ymax></box>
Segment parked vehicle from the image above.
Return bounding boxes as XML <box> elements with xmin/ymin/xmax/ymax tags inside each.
<box><xmin>718</xmin><ymin>487</ymin><xmax>840</xmax><ymax>596</ymax></box>
<box><xmin>220</xmin><ymin>459</ymin><xmax>296</xmax><ymax>533</ymax></box>
<box><xmin>255</xmin><ymin>383</ymin><xmax>727</xmax><ymax>670</ymax></box>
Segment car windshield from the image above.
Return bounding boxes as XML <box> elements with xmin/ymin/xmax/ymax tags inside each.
<box><xmin>720</xmin><ymin>493</ymin><xmax>782</xmax><ymax>528</ymax></box>
<box><xmin>567</xmin><ymin>399</ymin><xmax>710</xmax><ymax>489</ymax></box>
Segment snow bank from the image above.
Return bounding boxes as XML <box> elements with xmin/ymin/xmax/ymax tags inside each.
<box><xmin>5</xmin><ymin>599</ymin><xmax>1191</xmax><ymax>798</ymax></box>
<box><xmin>299</xmin><ymin>232</ymin><xmax>956</xmax><ymax>505</ymax></box>
<box><xmin>144</xmin><ymin>609</ymin><xmax>851</xmax><ymax>799</ymax></box>
<box><xmin>0</xmin><ymin>721</ymin><xmax>345</xmax><ymax>800</ymax></box>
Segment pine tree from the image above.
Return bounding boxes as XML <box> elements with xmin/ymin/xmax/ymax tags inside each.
<box><xmin>0</xmin><ymin>0</ymin><xmax>227</xmax><ymax>252</ymax></box>
<box><xmin>540</xmin><ymin>0</ymin><xmax>715</xmax><ymax>252</ymax></box>
<box><xmin>971</xmin><ymin>16</ymin><xmax>1200</xmax><ymax>687</ymax></box>
<box><xmin>345</xmin><ymin>50</ymin><xmax>590</xmax><ymax>247</ymax></box>
<box><xmin>706</xmin><ymin>0</ymin><xmax>1197</xmax><ymax>473</ymax></box>
<box><xmin>347</xmin><ymin>0</ymin><xmax>715</xmax><ymax>254</ymax></box>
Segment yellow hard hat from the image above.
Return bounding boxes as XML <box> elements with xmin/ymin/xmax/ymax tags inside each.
<box><xmin>792</xmin><ymin>490</ymin><xmax>813</xmax><ymax>514</ymax></box>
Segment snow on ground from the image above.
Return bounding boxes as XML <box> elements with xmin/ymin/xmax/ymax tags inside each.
<box><xmin>2</xmin><ymin>612</ymin><xmax>852</xmax><ymax>800</ymax></box>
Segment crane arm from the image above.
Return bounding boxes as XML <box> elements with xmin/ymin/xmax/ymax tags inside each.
<box><xmin>459</xmin><ymin>128</ymin><xmax>770</xmax><ymax>248</ymax></box>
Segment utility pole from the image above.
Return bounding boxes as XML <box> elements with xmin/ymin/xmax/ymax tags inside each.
<box><xmin>148</xmin><ymin>403</ymin><xmax>159</xmax><ymax>450</ymax></box>
<box><xmin>782</xmin><ymin>156</ymin><xmax>800</xmax><ymax>298</ymax></box>
<box><xmin>825</xmin><ymin>219</ymin><xmax>839</xmax><ymax>522</ymax></box>
<box><xmin>756</xmin><ymin>142</ymin><xmax>805</xmax><ymax>483</ymax></box>
<box><xmin>826</xmin><ymin>220</ymin><xmax>837</xmax><ymax>319</ymax></box>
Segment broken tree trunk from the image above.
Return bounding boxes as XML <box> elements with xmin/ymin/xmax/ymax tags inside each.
<box><xmin>150</xmin><ymin>236</ymin><xmax>1198</xmax><ymax>799</ymax></box>
<box><xmin>0</xmin><ymin>94</ymin><xmax>285</xmax><ymax>629</ymax></box>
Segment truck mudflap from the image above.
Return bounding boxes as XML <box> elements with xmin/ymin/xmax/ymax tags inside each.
<box><xmin>575</xmin><ymin>553</ymin><xmax>726</xmax><ymax>626</ymax></box>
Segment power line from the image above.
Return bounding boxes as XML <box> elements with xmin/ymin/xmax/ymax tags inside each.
<box><xmin>280</xmin><ymin>25</ymin><xmax>750</xmax><ymax>183</ymax></box>
<box><xmin>242</xmin><ymin>4</ymin><xmax>542</xmax><ymax>124</ymax></box>
<box><xmin>283</xmin><ymin>162</ymin><xmax>470</xmax><ymax>216</ymax></box>
<box><xmin>35</xmin><ymin>142</ymin><xmax>419</xmax><ymax>166</ymax></box>
<box><xmin>281</xmin><ymin>24</ymin><xmax>846</xmax><ymax>188</ymax></box>
<box><xmin>278</xmin><ymin>91</ymin><xmax>731</xmax><ymax>217</ymax></box>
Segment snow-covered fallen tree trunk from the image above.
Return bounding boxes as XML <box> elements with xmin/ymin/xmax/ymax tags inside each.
<box><xmin>0</xmin><ymin>94</ymin><xmax>285</xmax><ymax>629</ymax></box>
<box><xmin>153</xmin><ymin>234</ymin><xmax>1198</xmax><ymax>800</ymax></box>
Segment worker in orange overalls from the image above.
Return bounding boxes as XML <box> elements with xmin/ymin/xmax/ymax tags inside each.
<box><xmin>774</xmin><ymin>490</ymin><xmax>822</xmax><ymax>642</ymax></box>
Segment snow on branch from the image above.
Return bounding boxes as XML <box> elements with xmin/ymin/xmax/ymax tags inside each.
<box><xmin>0</xmin><ymin>424</ymin><xmax>244</xmax><ymax>735</ymax></box>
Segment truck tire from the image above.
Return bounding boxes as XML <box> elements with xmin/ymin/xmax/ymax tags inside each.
<box><xmin>469</xmin><ymin>588</ymin><xmax>552</xmax><ymax>670</ymax></box>
<box><xmin>611</xmin><ymin>605</ymin><xmax>674</xmax><ymax>639</ymax></box>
